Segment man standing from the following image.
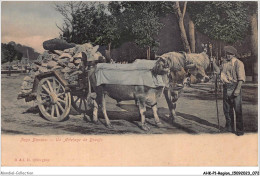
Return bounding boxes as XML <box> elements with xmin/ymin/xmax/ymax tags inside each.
<box><xmin>213</xmin><ymin>46</ymin><xmax>246</xmax><ymax>136</ymax></box>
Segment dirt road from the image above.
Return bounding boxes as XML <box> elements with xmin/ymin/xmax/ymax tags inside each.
<box><xmin>1</xmin><ymin>74</ymin><xmax>258</xmax><ymax>135</ymax></box>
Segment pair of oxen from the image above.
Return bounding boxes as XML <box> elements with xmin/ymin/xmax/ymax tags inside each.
<box><xmin>86</xmin><ymin>49</ymin><xmax>210</xmax><ymax>131</ymax></box>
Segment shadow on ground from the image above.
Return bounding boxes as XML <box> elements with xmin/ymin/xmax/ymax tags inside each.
<box><xmin>18</xmin><ymin>103</ymin><xmax>257</xmax><ymax>134</ymax></box>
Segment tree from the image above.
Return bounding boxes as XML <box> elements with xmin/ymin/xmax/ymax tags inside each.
<box><xmin>97</xmin><ymin>2</ymin><xmax>123</xmax><ymax>60</ymax></box>
<box><xmin>118</xmin><ymin>2</ymin><xmax>164</xmax><ymax>59</ymax></box>
<box><xmin>188</xmin><ymin>19</ymin><xmax>196</xmax><ymax>53</ymax></box>
<box><xmin>173</xmin><ymin>2</ymin><xmax>191</xmax><ymax>53</ymax></box>
<box><xmin>187</xmin><ymin>1</ymin><xmax>257</xmax><ymax>82</ymax></box>
<box><xmin>54</xmin><ymin>1</ymin><xmax>88</xmax><ymax>43</ymax></box>
<box><xmin>187</xmin><ymin>2</ymin><xmax>249</xmax><ymax>43</ymax></box>
<box><xmin>10</xmin><ymin>42</ymin><xmax>40</xmax><ymax>60</ymax></box>
<box><xmin>55</xmin><ymin>2</ymin><xmax>123</xmax><ymax>61</ymax></box>
<box><xmin>250</xmin><ymin>12</ymin><xmax>258</xmax><ymax>82</ymax></box>
<box><xmin>72</xmin><ymin>3</ymin><xmax>108</xmax><ymax>44</ymax></box>
<box><xmin>1</xmin><ymin>43</ymin><xmax>23</xmax><ymax>64</ymax></box>
<box><xmin>246</xmin><ymin>2</ymin><xmax>258</xmax><ymax>83</ymax></box>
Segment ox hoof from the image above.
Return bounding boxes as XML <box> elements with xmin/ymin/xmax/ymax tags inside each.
<box><xmin>93</xmin><ymin>120</ymin><xmax>100</xmax><ymax>125</ymax></box>
<box><xmin>141</xmin><ymin>123</ymin><xmax>150</xmax><ymax>131</ymax></box>
<box><xmin>155</xmin><ymin>122</ymin><xmax>163</xmax><ymax>128</ymax></box>
<box><xmin>106</xmin><ymin>124</ymin><xmax>114</xmax><ymax>129</ymax></box>
<box><xmin>171</xmin><ymin>119</ymin><xmax>175</xmax><ymax>125</ymax></box>
<box><xmin>170</xmin><ymin>116</ymin><xmax>176</xmax><ymax>123</ymax></box>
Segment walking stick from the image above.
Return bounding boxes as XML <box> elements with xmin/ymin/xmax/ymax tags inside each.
<box><xmin>215</xmin><ymin>73</ymin><xmax>220</xmax><ymax>132</ymax></box>
<box><xmin>209</xmin><ymin>44</ymin><xmax>220</xmax><ymax>132</ymax></box>
<box><xmin>233</xmin><ymin>108</ymin><xmax>237</xmax><ymax>133</ymax></box>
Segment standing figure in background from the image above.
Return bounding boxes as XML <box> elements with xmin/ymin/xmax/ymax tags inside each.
<box><xmin>213</xmin><ymin>46</ymin><xmax>246</xmax><ymax>136</ymax></box>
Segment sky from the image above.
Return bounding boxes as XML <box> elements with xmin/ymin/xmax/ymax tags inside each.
<box><xmin>2</xmin><ymin>1</ymin><xmax>65</xmax><ymax>53</ymax></box>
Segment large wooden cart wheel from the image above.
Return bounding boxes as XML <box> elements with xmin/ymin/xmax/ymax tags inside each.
<box><xmin>37</xmin><ymin>76</ymin><xmax>71</xmax><ymax>122</ymax></box>
<box><xmin>71</xmin><ymin>88</ymin><xmax>91</xmax><ymax>114</ymax></box>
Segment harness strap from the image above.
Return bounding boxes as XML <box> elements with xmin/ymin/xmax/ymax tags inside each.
<box><xmin>151</xmin><ymin>102</ymin><xmax>157</xmax><ymax>108</ymax></box>
<box><xmin>179</xmin><ymin>51</ymin><xmax>189</xmax><ymax>68</ymax></box>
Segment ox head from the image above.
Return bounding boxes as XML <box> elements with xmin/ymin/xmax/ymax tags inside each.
<box><xmin>152</xmin><ymin>56</ymin><xmax>170</xmax><ymax>75</ymax></box>
<box><xmin>185</xmin><ymin>63</ymin><xmax>209</xmax><ymax>83</ymax></box>
<box><xmin>166</xmin><ymin>64</ymin><xmax>209</xmax><ymax>104</ymax></box>
<box><xmin>184</xmin><ymin>45</ymin><xmax>211</xmax><ymax>83</ymax></box>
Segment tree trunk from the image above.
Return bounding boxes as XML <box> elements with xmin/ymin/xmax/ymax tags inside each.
<box><xmin>149</xmin><ymin>46</ymin><xmax>151</xmax><ymax>60</ymax></box>
<box><xmin>108</xmin><ymin>42</ymin><xmax>111</xmax><ymax>57</ymax></box>
<box><xmin>173</xmin><ymin>2</ymin><xmax>191</xmax><ymax>53</ymax></box>
<box><xmin>105</xmin><ymin>42</ymin><xmax>112</xmax><ymax>62</ymax></box>
<box><xmin>189</xmin><ymin>19</ymin><xmax>195</xmax><ymax>53</ymax></box>
<box><xmin>147</xmin><ymin>46</ymin><xmax>151</xmax><ymax>60</ymax></box>
<box><xmin>250</xmin><ymin>13</ymin><xmax>258</xmax><ymax>83</ymax></box>
<box><xmin>219</xmin><ymin>42</ymin><xmax>222</xmax><ymax>59</ymax></box>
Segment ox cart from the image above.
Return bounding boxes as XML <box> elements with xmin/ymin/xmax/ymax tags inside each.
<box><xmin>18</xmin><ymin>41</ymin><xmax>105</xmax><ymax>122</ymax></box>
<box><xmin>18</xmin><ymin>40</ymin><xmax>211</xmax><ymax>131</ymax></box>
<box><xmin>24</xmin><ymin>68</ymin><xmax>92</xmax><ymax>122</ymax></box>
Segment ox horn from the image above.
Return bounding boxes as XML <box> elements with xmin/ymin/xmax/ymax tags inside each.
<box><xmin>185</xmin><ymin>63</ymin><xmax>195</xmax><ymax>69</ymax></box>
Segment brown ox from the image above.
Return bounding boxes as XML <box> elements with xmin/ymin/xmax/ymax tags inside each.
<box><xmin>156</xmin><ymin>49</ymin><xmax>210</xmax><ymax>123</ymax></box>
<box><xmin>88</xmin><ymin>59</ymin><xmax>170</xmax><ymax>131</ymax></box>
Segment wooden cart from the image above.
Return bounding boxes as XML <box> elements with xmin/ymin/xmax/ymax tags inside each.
<box><xmin>26</xmin><ymin>68</ymin><xmax>91</xmax><ymax>122</ymax></box>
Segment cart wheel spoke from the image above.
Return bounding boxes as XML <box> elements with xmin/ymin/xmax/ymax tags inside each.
<box><xmin>57</xmin><ymin>98</ymin><xmax>66</xmax><ymax>104</ymax></box>
<box><xmin>83</xmin><ymin>99</ymin><xmax>87</xmax><ymax>111</ymax></box>
<box><xmin>42</xmin><ymin>85</ymin><xmax>51</xmax><ymax>95</ymax></box>
<box><xmin>57</xmin><ymin>102</ymin><xmax>65</xmax><ymax>112</ymax></box>
<box><xmin>55</xmin><ymin>104</ymin><xmax>60</xmax><ymax>117</ymax></box>
<box><xmin>46</xmin><ymin>80</ymin><xmax>54</xmax><ymax>93</ymax></box>
<box><xmin>51</xmin><ymin>105</ymin><xmax>55</xmax><ymax>118</ymax></box>
<box><xmin>40</xmin><ymin>94</ymin><xmax>48</xmax><ymax>98</ymax></box>
<box><xmin>79</xmin><ymin>98</ymin><xmax>83</xmax><ymax>109</ymax></box>
<box><xmin>71</xmin><ymin>88</ymin><xmax>91</xmax><ymax>114</ymax></box>
<box><xmin>74</xmin><ymin>97</ymin><xmax>80</xmax><ymax>103</ymax></box>
<box><xmin>56</xmin><ymin>83</ymin><xmax>61</xmax><ymax>93</ymax></box>
<box><xmin>57</xmin><ymin>93</ymin><xmax>65</xmax><ymax>97</ymax></box>
<box><xmin>37</xmin><ymin>76</ymin><xmax>71</xmax><ymax>122</ymax></box>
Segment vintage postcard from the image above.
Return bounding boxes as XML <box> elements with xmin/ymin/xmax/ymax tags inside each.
<box><xmin>1</xmin><ymin>1</ymin><xmax>258</xmax><ymax>175</ymax></box>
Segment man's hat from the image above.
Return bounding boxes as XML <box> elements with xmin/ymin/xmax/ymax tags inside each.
<box><xmin>224</xmin><ymin>46</ymin><xmax>238</xmax><ymax>56</ymax></box>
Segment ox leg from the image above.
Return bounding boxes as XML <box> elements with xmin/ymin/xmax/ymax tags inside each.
<box><xmin>101</xmin><ymin>94</ymin><xmax>113</xmax><ymax>129</ymax></box>
<box><xmin>92</xmin><ymin>100</ymin><xmax>99</xmax><ymax>124</ymax></box>
<box><xmin>152</xmin><ymin>105</ymin><xmax>163</xmax><ymax>128</ymax></box>
<box><xmin>163</xmin><ymin>89</ymin><xmax>177</xmax><ymax>123</ymax></box>
<box><xmin>96</xmin><ymin>89</ymin><xmax>113</xmax><ymax>129</ymax></box>
<box><xmin>138</xmin><ymin>101</ymin><xmax>150</xmax><ymax>131</ymax></box>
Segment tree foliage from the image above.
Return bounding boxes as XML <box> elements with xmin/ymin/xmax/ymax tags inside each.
<box><xmin>1</xmin><ymin>43</ymin><xmax>23</xmax><ymax>64</ymax></box>
<box><xmin>55</xmin><ymin>2</ymin><xmax>122</xmax><ymax>48</ymax></box>
<box><xmin>122</xmin><ymin>2</ymin><xmax>163</xmax><ymax>50</ymax></box>
<box><xmin>55</xmin><ymin>2</ymin><xmax>87</xmax><ymax>43</ymax></box>
<box><xmin>55</xmin><ymin>2</ymin><xmax>168</xmax><ymax>51</ymax></box>
<box><xmin>106</xmin><ymin>1</ymin><xmax>170</xmax><ymax>51</ymax></box>
<box><xmin>72</xmin><ymin>3</ymin><xmax>108</xmax><ymax>44</ymax></box>
<box><xmin>187</xmin><ymin>2</ymin><xmax>250</xmax><ymax>43</ymax></box>
<box><xmin>10</xmin><ymin>41</ymin><xmax>40</xmax><ymax>60</ymax></box>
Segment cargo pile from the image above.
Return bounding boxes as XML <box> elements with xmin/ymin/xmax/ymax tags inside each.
<box><xmin>18</xmin><ymin>39</ymin><xmax>105</xmax><ymax>99</ymax></box>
